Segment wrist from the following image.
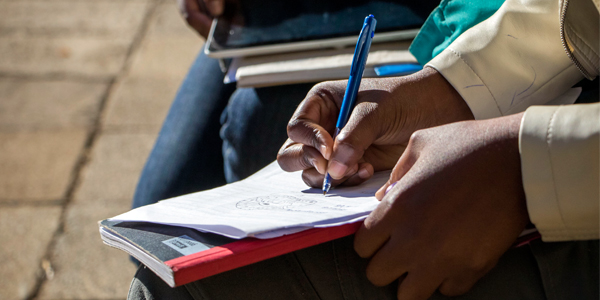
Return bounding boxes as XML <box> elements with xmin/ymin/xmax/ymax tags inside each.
<box><xmin>421</xmin><ymin>66</ymin><xmax>475</xmax><ymax>125</ymax></box>
<box><xmin>391</xmin><ymin>67</ymin><xmax>475</xmax><ymax>131</ymax></box>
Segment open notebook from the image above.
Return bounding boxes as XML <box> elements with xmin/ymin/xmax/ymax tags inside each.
<box><xmin>100</xmin><ymin>162</ymin><xmax>390</xmax><ymax>287</ymax></box>
<box><xmin>108</xmin><ymin>162</ymin><xmax>389</xmax><ymax>239</ymax></box>
<box><xmin>100</xmin><ymin>161</ymin><xmax>539</xmax><ymax>287</ymax></box>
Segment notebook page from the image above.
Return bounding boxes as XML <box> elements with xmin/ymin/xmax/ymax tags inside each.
<box><xmin>110</xmin><ymin>162</ymin><xmax>390</xmax><ymax>239</ymax></box>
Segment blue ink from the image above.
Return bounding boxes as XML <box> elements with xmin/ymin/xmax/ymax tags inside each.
<box><xmin>507</xmin><ymin>34</ymin><xmax>518</xmax><ymax>39</ymax></box>
<box><xmin>510</xmin><ymin>91</ymin><xmax>517</xmax><ymax>106</ymax></box>
<box><xmin>464</xmin><ymin>84</ymin><xmax>484</xmax><ymax>89</ymax></box>
<box><xmin>517</xmin><ymin>66</ymin><xmax>536</xmax><ymax>96</ymax></box>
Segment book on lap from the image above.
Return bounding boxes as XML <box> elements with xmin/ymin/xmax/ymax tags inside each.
<box><xmin>99</xmin><ymin>162</ymin><xmax>390</xmax><ymax>287</ymax></box>
<box><xmin>99</xmin><ymin>219</ymin><xmax>361</xmax><ymax>287</ymax></box>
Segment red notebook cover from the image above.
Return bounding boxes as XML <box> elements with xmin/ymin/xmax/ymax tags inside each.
<box><xmin>100</xmin><ymin>220</ymin><xmax>361</xmax><ymax>287</ymax></box>
<box><xmin>168</xmin><ymin>222</ymin><xmax>361</xmax><ymax>286</ymax></box>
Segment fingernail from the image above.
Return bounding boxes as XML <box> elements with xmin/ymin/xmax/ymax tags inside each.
<box><xmin>385</xmin><ymin>182</ymin><xmax>398</xmax><ymax>194</ymax></box>
<box><xmin>358</xmin><ymin>168</ymin><xmax>370</xmax><ymax>179</ymax></box>
<box><xmin>328</xmin><ymin>161</ymin><xmax>347</xmax><ymax>178</ymax></box>
<box><xmin>320</xmin><ymin>145</ymin><xmax>330</xmax><ymax>159</ymax></box>
<box><xmin>312</xmin><ymin>159</ymin><xmax>324</xmax><ymax>174</ymax></box>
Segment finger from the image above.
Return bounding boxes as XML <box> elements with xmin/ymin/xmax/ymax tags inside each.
<box><xmin>191</xmin><ymin>13</ymin><xmax>213</xmax><ymax>38</ymax></box>
<box><xmin>363</xmin><ymin>237</ymin><xmax>408</xmax><ymax>286</ymax></box>
<box><xmin>438</xmin><ymin>272</ymin><xmax>484</xmax><ymax>297</ymax></box>
<box><xmin>339</xmin><ymin>162</ymin><xmax>374</xmax><ymax>186</ymax></box>
<box><xmin>301</xmin><ymin>168</ymin><xmax>355</xmax><ymax>189</ymax></box>
<box><xmin>287</xmin><ymin>87</ymin><xmax>343</xmax><ymax>160</ymax></box>
<box><xmin>277</xmin><ymin>140</ymin><xmax>327</xmax><ymax>174</ymax></box>
<box><xmin>328</xmin><ymin>102</ymin><xmax>384</xmax><ymax>179</ymax></box>
<box><xmin>375</xmin><ymin>145</ymin><xmax>418</xmax><ymax>200</ymax></box>
<box><xmin>354</xmin><ymin>199</ymin><xmax>395</xmax><ymax>258</ymax></box>
<box><xmin>204</xmin><ymin>0</ymin><xmax>224</xmax><ymax>15</ymax></box>
<box><xmin>438</xmin><ymin>261</ymin><xmax>495</xmax><ymax>297</ymax></box>
<box><xmin>178</xmin><ymin>0</ymin><xmax>212</xmax><ymax>38</ymax></box>
<box><xmin>287</xmin><ymin>112</ymin><xmax>335</xmax><ymax>160</ymax></box>
<box><xmin>397</xmin><ymin>272</ymin><xmax>442</xmax><ymax>300</ymax></box>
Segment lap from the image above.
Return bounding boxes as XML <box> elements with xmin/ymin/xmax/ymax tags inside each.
<box><xmin>132</xmin><ymin>51</ymin><xmax>235</xmax><ymax>209</ymax></box>
<box><xmin>128</xmin><ymin>237</ymin><xmax>598</xmax><ymax>300</ymax></box>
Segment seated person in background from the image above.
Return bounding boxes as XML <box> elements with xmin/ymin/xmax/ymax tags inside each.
<box><xmin>133</xmin><ymin>0</ymin><xmax>440</xmax><ymax>211</ymax></box>
<box><xmin>129</xmin><ymin>0</ymin><xmax>598</xmax><ymax>299</ymax></box>
<box><xmin>132</xmin><ymin>0</ymin><xmax>318</xmax><ymax>212</ymax></box>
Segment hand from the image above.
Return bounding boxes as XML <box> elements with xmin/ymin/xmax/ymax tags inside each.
<box><xmin>277</xmin><ymin>67</ymin><xmax>474</xmax><ymax>188</ymax></box>
<box><xmin>177</xmin><ymin>0</ymin><xmax>224</xmax><ymax>38</ymax></box>
<box><xmin>354</xmin><ymin>113</ymin><xmax>529</xmax><ymax>300</ymax></box>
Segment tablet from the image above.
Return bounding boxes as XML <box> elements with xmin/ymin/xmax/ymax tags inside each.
<box><xmin>204</xmin><ymin>0</ymin><xmax>437</xmax><ymax>58</ymax></box>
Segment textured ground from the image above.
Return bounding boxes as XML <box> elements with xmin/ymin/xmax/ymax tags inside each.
<box><xmin>0</xmin><ymin>0</ymin><xmax>203</xmax><ymax>298</ymax></box>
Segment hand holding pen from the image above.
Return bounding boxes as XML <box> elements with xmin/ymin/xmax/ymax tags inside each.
<box><xmin>277</xmin><ymin>30</ymin><xmax>472</xmax><ymax>192</ymax></box>
<box><xmin>322</xmin><ymin>15</ymin><xmax>377</xmax><ymax>194</ymax></box>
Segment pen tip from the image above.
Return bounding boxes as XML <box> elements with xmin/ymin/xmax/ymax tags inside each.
<box><xmin>323</xmin><ymin>191</ymin><xmax>327</xmax><ymax>195</ymax></box>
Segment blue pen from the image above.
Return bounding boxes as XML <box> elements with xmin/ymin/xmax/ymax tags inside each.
<box><xmin>323</xmin><ymin>15</ymin><xmax>376</xmax><ymax>195</ymax></box>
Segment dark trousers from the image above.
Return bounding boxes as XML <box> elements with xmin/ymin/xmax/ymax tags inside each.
<box><xmin>128</xmin><ymin>237</ymin><xmax>598</xmax><ymax>300</ymax></box>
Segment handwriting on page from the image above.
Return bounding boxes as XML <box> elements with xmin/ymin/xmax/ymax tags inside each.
<box><xmin>110</xmin><ymin>162</ymin><xmax>391</xmax><ymax>239</ymax></box>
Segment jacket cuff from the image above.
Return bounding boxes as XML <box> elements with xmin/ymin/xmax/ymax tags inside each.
<box><xmin>426</xmin><ymin>50</ymin><xmax>502</xmax><ymax>120</ymax></box>
<box><xmin>519</xmin><ymin>104</ymin><xmax>600</xmax><ymax>241</ymax></box>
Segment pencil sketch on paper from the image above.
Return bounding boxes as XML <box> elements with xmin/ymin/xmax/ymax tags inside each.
<box><xmin>235</xmin><ymin>195</ymin><xmax>317</xmax><ymax>211</ymax></box>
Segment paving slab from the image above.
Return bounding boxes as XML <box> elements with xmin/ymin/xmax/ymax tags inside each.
<box><xmin>0</xmin><ymin>0</ymin><xmax>152</xmax><ymax>77</ymax></box>
<box><xmin>0</xmin><ymin>206</ymin><xmax>62</xmax><ymax>300</ymax></box>
<box><xmin>0</xmin><ymin>36</ymin><xmax>132</xmax><ymax>77</ymax></box>
<box><xmin>37</xmin><ymin>201</ymin><xmax>136</xmax><ymax>300</ymax></box>
<box><xmin>103</xmin><ymin>76</ymin><xmax>179</xmax><ymax>130</ymax></box>
<box><xmin>0</xmin><ymin>130</ymin><xmax>88</xmax><ymax>202</ymax></box>
<box><xmin>127</xmin><ymin>0</ymin><xmax>202</xmax><ymax>81</ymax></box>
<box><xmin>72</xmin><ymin>132</ymin><xmax>156</xmax><ymax>206</ymax></box>
<box><xmin>146</xmin><ymin>1</ymin><xmax>203</xmax><ymax>39</ymax></box>
<box><xmin>0</xmin><ymin>1</ymin><xmax>149</xmax><ymax>40</ymax></box>
<box><xmin>126</xmin><ymin>36</ymin><xmax>202</xmax><ymax>82</ymax></box>
<box><xmin>0</xmin><ymin>79</ymin><xmax>106</xmax><ymax>129</ymax></box>
<box><xmin>103</xmin><ymin>1</ymin><xmax>203</xmax><ymax>131</ymax></box>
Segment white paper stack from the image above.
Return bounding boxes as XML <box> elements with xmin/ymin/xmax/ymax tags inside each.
<box><xmin>234</xmin><ymin>41</ymin><xmax>417</xmax><ymax>87</ymax></box>
<box><xmin>110</xmin><ymin>162</ymin><xmax>390</xmax><ymax>239</ymax></box>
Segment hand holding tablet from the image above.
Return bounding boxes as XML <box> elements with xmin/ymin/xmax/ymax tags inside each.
<box><xmin>205</xmin><ymin>0</ymin><xmax>438</xmax><ymax>58</ymax></box>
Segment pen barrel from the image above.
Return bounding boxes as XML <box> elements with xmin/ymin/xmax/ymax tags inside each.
<box><xmin>336</xmin><ymin>15</ymin><xmax>375</xmax><ymax>129</ymax></box>
<box><xmin>336</xmin><ymin>74</ymin><xmax>361</xmax><ymax>128</ymax></box>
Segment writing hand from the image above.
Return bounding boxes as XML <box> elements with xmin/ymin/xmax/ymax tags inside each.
<box><xmin>277</xmin><ymin>67</ymin><xmax>473</xmax><ymax>188</ymax></box>
<box><xmin>177</xmin><ymin>0</ymin><xmax>225</xmax><ymax>38</ymax></box>
<box><xmin>354</xmin><ymin>113</ymin><xmax>529</xmax><ymax>300</ymax></box>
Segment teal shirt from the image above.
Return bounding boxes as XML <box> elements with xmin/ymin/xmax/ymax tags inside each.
<box><xmin>409</xmin><ymin>0</ymin><xmax>505</xmax><ymax>65</ymax></box>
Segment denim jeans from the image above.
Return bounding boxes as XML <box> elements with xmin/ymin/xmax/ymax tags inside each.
<box><xmin>132</xmin><ymin>52</ymin><xmax>234</xmax><ymax>208</ymax></box>
<box><xmin>132</xmin><ymin>51</ymin><xmax>313</xmax><ymax>209</ymax></box>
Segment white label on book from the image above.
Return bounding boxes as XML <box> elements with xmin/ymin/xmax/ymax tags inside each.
<box><xmin>162</xmin><ymin>235</ymin><xmax>211</xmax><ymax>256</ymax></box>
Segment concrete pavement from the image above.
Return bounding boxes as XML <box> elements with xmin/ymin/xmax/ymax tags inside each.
<box><xmin>0</xmin><ymin>0</ymin><xmax>203</xmax><ymax>298</ymax></box>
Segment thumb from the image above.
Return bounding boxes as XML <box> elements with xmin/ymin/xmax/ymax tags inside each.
<box><xmin>327</xmin><ymin>102</ymin><xmax>383</xmax><ymax>179</ymax></box>
<box><xmin>204</xmin><ymin>0</ymin><xmax>224</xmax><ymax>16</ymax></box>
<box><xmin>375</xmin><ymin>134</ymin><xmax>421</xmax><ymax>200</ymax></box>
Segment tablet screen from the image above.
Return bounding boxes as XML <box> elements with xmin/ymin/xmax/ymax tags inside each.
<box><xmin>212</xmin><ymin>0</ymin><xmax>437</xmax><ymax>49</ymax></box>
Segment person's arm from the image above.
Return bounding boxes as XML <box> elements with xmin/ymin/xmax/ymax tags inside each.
<box><xmin>520</xmin><ymin>103</ymin><xmax>600</xmax><ymax>241</ymax></box>
<box><xmin>427</xmin><ymin>0</ymin><xmax>586</xmax><ymax>119</ymax></box>
<box><xmin>356</xmin><ymin>103</ymin><xmax>599</xmax><ymax>299</ymax></box>
<box><xmin>277</xmin><ymin>68</ymin><xmax>474</xmax><ymax>187</ymax></box>
<box><xmin>356</xmin><ymin>112</ymin><xmax>529</xmax><ymax>299</ymax></box>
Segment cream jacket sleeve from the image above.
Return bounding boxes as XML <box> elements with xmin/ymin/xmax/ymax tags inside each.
<box><xmin>426</xmin><ymin>0</ymin><xmax>585</xmax><ymax>119</ymax></box>
<box><xmin>520</xmin><ymin>104</ymin><xmax>599</xmax><ymax>241</ymax></box>
<box><xmin>426</xmin><ymin>0</ymin><xmax>599</xmax><ymax>241</ymax></box>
